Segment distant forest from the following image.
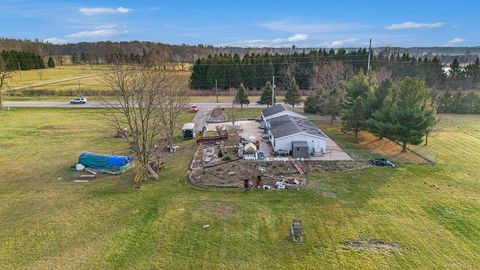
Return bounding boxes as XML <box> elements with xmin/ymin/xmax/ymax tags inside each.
<box><xmin>190</xmin><ymin>50</ymin><xmax>480</xmax><ymax>91</ymax></box>
<box><xmin>2</xmin><ymin>37</ymin><xmax>480</xmax><ymax>65</ymax></box>
<box><xmin>1</xmin><ymin>38</ymin><xmax>480</xmax><ymax>91</ymax></box>
<box><xmin>1</xmin><ymin>50</ymin><xmax>45</xmax><ymax>70</ymax></box>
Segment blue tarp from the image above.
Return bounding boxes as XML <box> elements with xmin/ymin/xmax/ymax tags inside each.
<box><xmin>78</xmin><ymin>151</ymin><xmax>134</xmax><ymax>174</ymax></box>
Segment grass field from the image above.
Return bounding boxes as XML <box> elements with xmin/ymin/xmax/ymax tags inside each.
<box><xmin>6</xmin><ymin>65</ymin><xmax>110</xmax><ymax>88</ymax></box>
<box><xmin>1</xmin><ymin>109</ymin><xmax>480</xmax><ymax>269</ymax></box>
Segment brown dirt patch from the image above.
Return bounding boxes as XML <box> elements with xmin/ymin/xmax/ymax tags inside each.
<box><xmin>301</xmin><ymin>160</ymin><xmax>371</xmax><ymax>173</ymax></box>
<box><xmin>358</xmin><ymin>131</ymin><xmax>427</xmax><ymax>163</ymax></box>
<box><xmin>341</xmin><ymin>239</ymin><xmax>401</xmax><ymax>252</ymax></box>
<box><xmin>197</xmin><ymin>202</ymin><xmax>235</xmax><ymax>217</ymax></box>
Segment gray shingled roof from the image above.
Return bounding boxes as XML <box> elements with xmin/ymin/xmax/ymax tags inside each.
<box><xmin>292</xmin><ymin>141</ymin><xmax>308</xmax><ymax>147</ymax></box>
<box><xmin>262</xmin><ymin>104</ymin><xmax>305</xmax><ymax>118</ymax></box>
<box><xmin>268</xmin><ymin>114</ymin><xmax>327</xmax><ymax>139</ymax></box>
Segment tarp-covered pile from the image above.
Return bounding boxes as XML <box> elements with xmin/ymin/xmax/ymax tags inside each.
<box><xmin>78</xmin><ymin>151</ymin><xmax>134</xmax><ymax>174</ymax></box>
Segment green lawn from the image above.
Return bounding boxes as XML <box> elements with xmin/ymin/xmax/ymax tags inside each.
<box><xmin>1</xmin><ymin>109</ymin><xmax>479</xmax><ymax>269</ymax></box>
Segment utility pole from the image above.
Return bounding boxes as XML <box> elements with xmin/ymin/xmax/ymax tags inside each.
<box><xmin>272</xmin><ymin>75</ymin><xmax>275</xmax><ymax>106</ymax></box>
<box><xmin>77</xmin><ymin>80</ymin><xmax>81</xmax><ymax>96</ymax></box>
<box><xmin>215</xmin><ymin>79</ymin><xmax>219</xmax><ymax>103</ymax></box>
<box><xmin>367</xmin><ymin>38</ymin><xmax>372</xmax><ymax>73</ymax></box>
<box><xmin>17</xmin><ymin>62</ymin><xmax>22</xmax><ymax>81</ymax></box>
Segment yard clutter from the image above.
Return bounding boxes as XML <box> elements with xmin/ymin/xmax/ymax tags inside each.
<box><xmin>77</xmin><ymin>151</ymin><xmax>134</xmax><ymax>174</ymax></box>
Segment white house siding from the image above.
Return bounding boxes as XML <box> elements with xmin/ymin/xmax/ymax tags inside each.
<box><xmin>272</xmin><ymin>133</ymin><xmax>327</xmax><ymax>155</ymax></box>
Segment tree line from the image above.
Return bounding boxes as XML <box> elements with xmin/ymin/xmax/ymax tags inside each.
<box><xmin>190</xmin><ymin>49</ymin><xmax>480</xmax><ymax>91</ymax></box>
<box><xmin>294</xmin><ymin>70</ymin><xmax>436</xmax><ymax>150</ymax></box>
<box><xmin>190</xmin><ymin>49</ymin><xmax>370</xmax><ymax>90</ymax></box>
<box><xmin>1</xmin><ymin>50</ymin><xmax>45</xmax><ymax>70</ymax></box>
<box><xmin>436</xmin><ymin>90</ymin><xmax>480</xmax><ymax>114</ymax></box>
<box><xmin>340</xmin><ymin>72</ymin><xmax>436</xmax><ymax>151</ymax></box>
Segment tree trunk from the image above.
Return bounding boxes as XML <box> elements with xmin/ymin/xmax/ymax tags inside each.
<box><xmin>354</xmin><ymin>129</ymin><xmax>359</xmax><ymax>143</ymax></box>
<box><xmin>330</xmin><ymin>114</ymin><xmax>335</xmax><ymax>125</ymax></box>
<box><xmin>402</xmin><ymin>141</ymin><xmax>407</xmax><ymax>152</ymax></box>
<box><xmin>146</xmin><ymin>163</ymin><xmax>160</xmax><ymax>180</ymax></box>
<box><xmin>0</xmin><ymin>92</ymin><xmax>3</xmax><ymax>111</ymax></box>
<box><xmin>425</xmin><ymin>133</ymin><xmax>429</xmax><ymax>146</ymax></box>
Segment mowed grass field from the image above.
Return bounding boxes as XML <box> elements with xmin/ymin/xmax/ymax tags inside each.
<box><xmin>6</xmin><ymin>65</ymin><xmax>110</xmax><ymax>88</ymax></box>
<box><xmin>1</xmin><ymin>109</ymin><xmax>480</xmax><ymax>269</ymax></box>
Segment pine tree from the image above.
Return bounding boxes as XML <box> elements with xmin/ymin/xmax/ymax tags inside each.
<box><xmin>388</xmin><ymin>77</ymin><xmax>436</xmax><ymax>152</ymax></box>
<box><xmin>47</xmin><ymin>57</ymin><xmax>55</xmax><ymax>68</ymax></box>
<box><xmin>284</xmin><ymin>75</ymin><xmax>302</xmax><ymax>107</ymax></box>
<box><xmin>234</xmin><ymin>83</ymin><xmax>250</xmax><ymax>109</ymax></box>
<box><xmin>341</xmin><ymin>70</ymin><xmax>376</xmax><ymax>142</ymax></box>
<box><xmin>343</xmin><ymin>96</ymin><xmax>366</xmax><ymax>143</ymax></box>
<box><xmin>366</xmin><ymin>79</ymin><xmax>394</xmax><ymax>138</ymax></box>
<box><xmin>260</xmin><ymin>81</ymin><xmax>273</xmax><ymax>107</ymax></box>
<box><xmin>326</xmin><ymin>88</ymin><xmax>342</xmax><ymax>124</ymax></box>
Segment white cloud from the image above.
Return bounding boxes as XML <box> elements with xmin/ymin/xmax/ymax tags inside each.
<box><xmin>449</xmin><ymin>37</ymin><xmax>465</xmax><ymax>44</ymax></box>
<box><xmin>66</xmin><ymin>25</ymin><xmax>128</xmax><ymax>39</ymax></box>
<box><xmin>220</xmin><ymin>33</ymin><xmax>309</xmax><ymax>48</ymax></box>
<box><xmin>387</xmin><ymin>21</ymin><xmax>444</xmax><ymax>30</ymax></box>
<box><xmin>43</xmin><ymin>37</ymin><xmax>69</xmax><ymax>44</ymax></box>
<box><xmin>79</xmin><ymin>6</ymin><xmax>131</xmax><ymax>16</ymax></box>
<box><xmin>443</xmin><ymin>37</ymin><xmax>466</xmax><ymax>46</ymax></box>
<box><xmin>322</xmin><ymin>38</ymin><xmax>360</xmax><ymax>48</ymax></box>
<box><xmin>272</xmin><ymin>33</ymin><xmax>308</xmax><ymax>43</ymax></box>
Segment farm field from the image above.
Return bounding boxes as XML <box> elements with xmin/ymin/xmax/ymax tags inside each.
<box><xmin>6</xmin><ymin>65</ymin><xmax>110</xmax><ymax>88</ymax></box>
<box><xmin>0</xmin><ymin>109</ymin><xmax>479</xmax><ymax>269</ymax></box>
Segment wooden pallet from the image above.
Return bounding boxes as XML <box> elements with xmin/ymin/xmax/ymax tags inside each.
<box><xmin>292</xmin><ymin>161</ymin><xmax>305</xmax><ymax>175</ymax></box>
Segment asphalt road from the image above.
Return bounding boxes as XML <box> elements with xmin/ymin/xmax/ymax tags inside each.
<box><xmin>3</xmin><ymin>101</ymin><xmax>302</xmax><ymax>109</ymax></box>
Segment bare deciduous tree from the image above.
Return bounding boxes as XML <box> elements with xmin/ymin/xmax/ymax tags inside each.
<box><xmin>310</xmin><ymin>61</ymin><xmax>353</xmax><ymax>94</ymax></box>
<box><xmin>157</xmin><ymin>73</ymin><xmax>190</xmax><ymax>149</ymax></box>
<box><xmin>103</xmin><ymin>64</ymin><xmax>187</xmax><ymax>182</ymax></box>
<box><xmin>0</xmin><ymin>58</ymin><xmax>12</xmax><ymax>111</ymax></box>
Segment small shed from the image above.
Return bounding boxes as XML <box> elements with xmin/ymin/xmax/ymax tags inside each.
<box><xmin>182</xmin><ymin>122</ymin><xmax>196</xmax><ymax>139</ymax></box>
<box><xmin>292</xmin><ymin>141</ymin><xmax>309</xmax><ymax>159</ymax></box>
<box><xmin>244</xmin><ymin>142</ymin><xmax>258</xmax><ymax>154</ymax></box>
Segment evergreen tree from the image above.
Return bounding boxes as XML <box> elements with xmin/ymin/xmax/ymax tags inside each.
<box><xmin>260</xmin><ymin>81</ymin><xmax>273</xmax><ymax>107</ymax></box>
<box><xmin>388</xmin><ymin>77</ymin><xmax>436</xmax><ymax>152</ymax></box>
<box><xmin>284</xmin><ymin>75</ymin><xmax>302</xmax><ymax>107</ymax></box>
<box><xmin>342</xmin><ymin>70</ymin><xmax>376</xmax><ymax>142</ymax></box>
<box><xmin>366</xmin><ymin>79</ymin><xmax>394</xmax><ymax>138</ymax></box>
<box><xmin>234</xmin><ymin>83</ymin><xmax>250</xmax><ymax>109</ymax></box>
<box><xmin>326</xmin><ymin>88</ymin><xmax>342</xmax><ymax>124</ymax></box>
<box><xmin>343</xmin><ymin>96</ymin><xmax>366</xmax><ymax>143</ymax></box>
<box><xmin>47</xmin><ymin>57</ymin><xmax>55</xmax><ymax>68</ymax></box>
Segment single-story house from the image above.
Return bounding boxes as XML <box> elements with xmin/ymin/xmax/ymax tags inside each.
<box><xmin>266</xmin><ymin>114</ymin><xmax>327</xmax><ymax>157</ymax></box>
<box><xmin>261</xmin><ymin>104</ymin><xmax>308</xmax><ymax>129</ymax></box>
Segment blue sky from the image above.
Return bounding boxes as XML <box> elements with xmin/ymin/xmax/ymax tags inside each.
<box><xmin>1</xmin><ymin>0</ymin><xmax>479</xmax><ymax>47</ymax></box>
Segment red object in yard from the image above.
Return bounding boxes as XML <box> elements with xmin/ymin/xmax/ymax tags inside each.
<box><xmin>190</xmin><ymin>105</ymin><xmax>199</xmax><ymax>113</ymax></box>
<box><xmin>255</xmin><ymin>140</ymin><xmax>260</xmax><ymax>149</ymax></box>
<box><xmin>292</xmin><ymin>161</ymin><xmax>305</xmax><ymax>175</ymax></box>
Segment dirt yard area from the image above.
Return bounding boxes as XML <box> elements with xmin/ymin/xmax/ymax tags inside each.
<box><xmin>190</xmin><ymin>160</ymin><xmax>308</xmax><ymax>188</ymax></box>
<box><xmin>206</xmin><ymin>120</ymin><xmax>273</xmax><ymax>156</ymax></box>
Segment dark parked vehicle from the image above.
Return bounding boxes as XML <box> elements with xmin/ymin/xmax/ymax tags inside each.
<box><xmin>369</xmin><ymin>158</ymin><xmax>395</xmax><ymax>167</ymax></box>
